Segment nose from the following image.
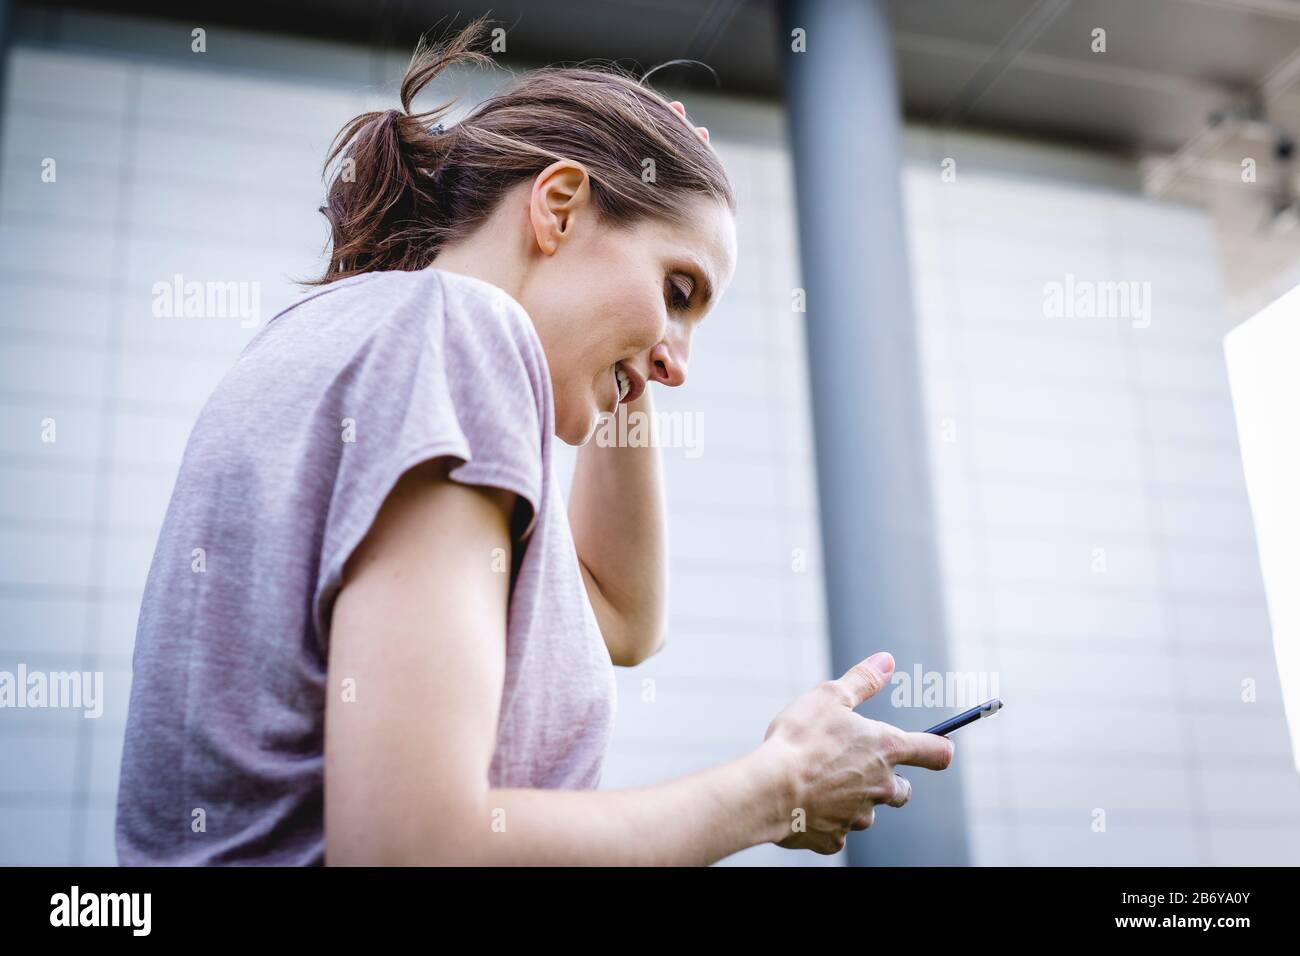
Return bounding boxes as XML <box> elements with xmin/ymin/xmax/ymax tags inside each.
<box><xmin>649</xmin><ymin>332</ymin><xmax>689</xmax><ymax>387</ymax></box>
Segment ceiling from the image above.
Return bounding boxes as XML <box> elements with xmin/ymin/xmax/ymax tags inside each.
<box><xmin>896</xmin><ymin>0</ymin><xmax>1300</xmax><ymax>152</ymax></box>
<box><xmin>22</xmin><ymin>0</ymin><xmax>1300</xmax><ymax>154</ymax></box>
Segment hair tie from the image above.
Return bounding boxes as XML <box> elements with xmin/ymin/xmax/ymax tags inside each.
<box><xmin>430</xmin><ymin>121</ymin><xmax>446</xmax><ymax>135</ymax></box>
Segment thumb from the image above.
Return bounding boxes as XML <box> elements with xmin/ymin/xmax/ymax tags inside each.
<box><xmin>832</xmin><ymin>651</ymin><xmax>895</xmax><ymax>709</ymax></box>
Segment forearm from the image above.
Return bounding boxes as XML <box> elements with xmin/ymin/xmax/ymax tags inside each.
<box><xmin>569</xmin><ymin>390</ymin><xmax>668</xmax><ymax>664</ymax></box>
<box><xmin>461</xmin><ymin>740</ymin><xmax>793</xmax><ymax>866</ymax></box>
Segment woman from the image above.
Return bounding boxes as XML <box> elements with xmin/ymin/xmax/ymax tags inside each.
<box><xmin>115</xmin><ymin>19</ymin><xmax>954</xmax><ymax>866</ymax></box>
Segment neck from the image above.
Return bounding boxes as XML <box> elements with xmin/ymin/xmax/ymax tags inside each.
<box><xmin>428</xmin><ymin>208</ymin><xmax>531</xmax><ymax>310</ymax></box>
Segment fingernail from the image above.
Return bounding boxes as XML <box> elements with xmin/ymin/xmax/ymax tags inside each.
<box><xmin>867</xmin><ymin>652</ymin><xmax>894</xmax><ymax>675</ymax></box>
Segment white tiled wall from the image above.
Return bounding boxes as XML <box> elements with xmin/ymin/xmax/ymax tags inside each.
<box><xmin>906</xmin><ymin>163</ymin><xmax>1300</xmax><ymax>865</ymax></box>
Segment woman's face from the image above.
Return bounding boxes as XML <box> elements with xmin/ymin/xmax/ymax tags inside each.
<box><xmin>518</xmin><ymin>164</ymin><xmax>737</xmax><ymax>445</ymax></box>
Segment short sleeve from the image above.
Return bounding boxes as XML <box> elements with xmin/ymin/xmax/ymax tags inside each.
<box><xmin>310</xmin><ymin>269</ymin><xmax>549</xmax><ymax>648</ymax></box>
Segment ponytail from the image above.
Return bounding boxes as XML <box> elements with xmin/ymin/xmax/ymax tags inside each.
<box><xmin>312</xmin><ymin>19</ymin><xmax>492</xmax><ymax>283</ymax></box>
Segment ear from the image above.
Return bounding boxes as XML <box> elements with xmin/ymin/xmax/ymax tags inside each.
<box><xmin>529</xmin><ymin>160</ymin><xmax>592</xmax><ymax>256</ymax></box>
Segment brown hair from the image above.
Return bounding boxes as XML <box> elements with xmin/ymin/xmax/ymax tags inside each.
<box><xmin>311</xmin><ymin>17</ymin><xmax>736</xmax><ymax>285</ymax></box>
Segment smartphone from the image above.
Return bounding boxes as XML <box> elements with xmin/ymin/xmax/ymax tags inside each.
<box><xmin>922</xmin><ymin>698</ymin><xmax>1003</xmax><ymax>736</ymax></box>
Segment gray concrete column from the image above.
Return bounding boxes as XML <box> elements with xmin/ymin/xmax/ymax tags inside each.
<box><xmin>778</xmin><ymin>0</ymin><xmax>971</xmax><ymax>866</ymax></box>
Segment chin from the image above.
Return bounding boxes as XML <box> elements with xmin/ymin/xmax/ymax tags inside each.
<box><xmin>556</xmin><ymin>407</ymin><xmax>599</xmax><ymax>447</ymax></box>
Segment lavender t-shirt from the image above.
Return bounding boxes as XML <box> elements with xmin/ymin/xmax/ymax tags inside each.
<box><xmin>116</xmin><ymin>267</ymin><xmax>617</xmax><ymax>866</ymax></box>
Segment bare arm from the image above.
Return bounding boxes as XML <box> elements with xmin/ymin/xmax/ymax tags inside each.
<box><xmin>324</xmin><ymin>457</ymin><xmax>790</xmax><ymax>865</ymax></box>
<box><xmin>568</xmin><ymin>389</ymin><xmax>668</xmax><ymax>667</ymax></box>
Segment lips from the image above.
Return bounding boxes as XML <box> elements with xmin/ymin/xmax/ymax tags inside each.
<box><xmin>614</xmin><ymin>361</ymin><xmax>646</xmax><ymax>405</ymax></box>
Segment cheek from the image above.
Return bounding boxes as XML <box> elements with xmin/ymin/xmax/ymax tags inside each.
<box><xmin>612</xmin><ymin>286</ymin><xmax>665</xmax><ymax>352</ymax></box>
<box><xmin>585</xmin><ymin>293</ymin><xmax>660</xmax><ymax>363</ymax></box>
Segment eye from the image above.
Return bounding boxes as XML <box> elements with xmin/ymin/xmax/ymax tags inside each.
<box><xmin>666</xmin><ymin>275</ymin><xmax>693</xmax><ymax>311</ymax></box>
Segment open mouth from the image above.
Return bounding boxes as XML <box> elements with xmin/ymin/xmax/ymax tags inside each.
<box><xmin>612</xmin><ymin>361</ymin><xmax>645</xmax><ymax>406</ymax></box>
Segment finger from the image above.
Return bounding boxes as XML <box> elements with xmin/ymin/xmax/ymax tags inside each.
<box><xmin>883</xmin><ymin>773</ymin><xmax>911</xmax><ymax>808</ymax></box>
<box><xmin>892</xmin><ymin>730</ymin><xmax>956</xmax><ymax>771</ymax></box>
<box><xmin>829</xmin><ymin>651</ymin><xmax>894</xmax><ymax>708</ymax></box>
<box><xmin>669</xmin><ymin>100</ymin><xmax>686</xmax><ymax>117</ymax></box>
<box><xmin>850</xmin><ymin>807</ymin><xmax>876</xmax><ymax>831</ymax></box>
<box><xmin>697</xmin><ymin>125</ymin><xmax>709</xmax><ymax>141</ymax></box>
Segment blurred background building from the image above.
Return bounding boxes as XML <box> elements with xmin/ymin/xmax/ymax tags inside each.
<box><xmin>1</xmin><ymin>0</ymin><xmax>1297</xmax><ymax>866</ymax></box>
